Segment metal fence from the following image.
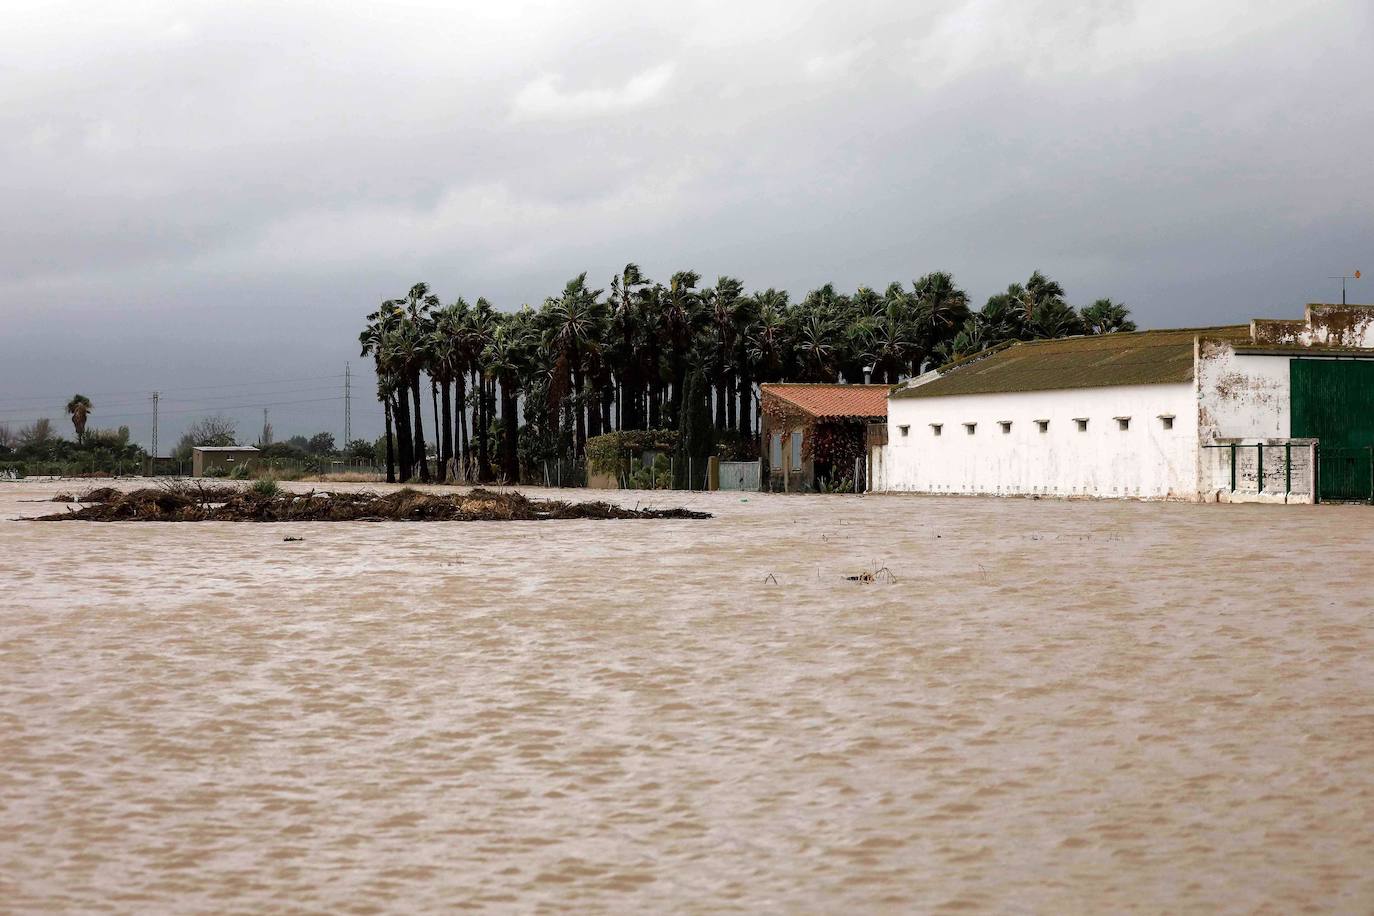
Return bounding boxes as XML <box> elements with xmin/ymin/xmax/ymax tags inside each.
<box><xmin>1203</xmin><ymin>439</ymin><xmax>1317</xmax><ymax>503</ymax></box>
<box><xmin>1316</xmin><ymin>446</ymin><xmax>1374</xmax><ymax>503</ymax></box>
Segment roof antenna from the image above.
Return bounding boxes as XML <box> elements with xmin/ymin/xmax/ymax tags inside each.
<box><xmin>1328</xmin><ymin>270</ymin><xmax>1361</xmax><ymax>306</ymax></box>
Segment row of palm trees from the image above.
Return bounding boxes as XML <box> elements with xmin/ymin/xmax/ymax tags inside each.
<box><xmin>359</xmin><ymin>268</ymin><xmax>1135</xmax><ymax>483</ymax></box>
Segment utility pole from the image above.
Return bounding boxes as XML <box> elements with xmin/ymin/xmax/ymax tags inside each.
<box><xmin>344</xmin><ymin>363</ymin><xmax>352</xmax><ymax>445</ymax></box>
<box><xmin>151</xmin><ymin>391</ymin><xmax>159</xmax><ymax>459</ymax></box>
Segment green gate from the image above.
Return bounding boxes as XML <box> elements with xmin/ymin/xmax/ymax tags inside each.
<box><xmin>1290</xmin><ymin>359</ymin><xmax>1374</xmax><ymax>502</ymax></box>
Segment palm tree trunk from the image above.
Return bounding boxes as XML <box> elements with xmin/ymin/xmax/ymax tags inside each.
<box><xmin>572</xmin><ymin>365</ymin><xmax>587</xmax><ymax>457</ymax></box>
<box><xmin>393</xmin><ymin>390</ymin><xmax>413</xmax><ymax>480</ymax></box>
<box><xmin>456</xmin><ymin>374</ymin><xmax>468</xmax><ymax>482</ymax></box>
<box><xmin>440</xmin><ymin>379</ymin><xmax>453</xmax><ymax>482</ymax></box>
<box><xmin>477</xmin><ymin>377</ymin><xmax>492</xmax><ymax>482</ymax></box>
<box><xmin>431</xmin><ymin>379</ymin><xmax>444</xmax><ymax>483</ymax></box>
<box><xmin>411</xmin><ymin>376</ymin><xmax>431</xmax><ymax>483</ymax></box>
<box><xmin>726</xmin><ymin>370</ymin><xmax>736</xmax><ymax>431</ymax></box>
<box><xmin>587</xmin><ymin>381</ymin><xmax>602</xmax><ymax>439</ymax></box>
<box><xmin>501</xmin><ymin>381</ymin><xmax>519</xmax><ymax>482</ymax></box>
<box><xmin>383</xmin><ymin>399</ymin><xmax>396</xmax><ymax>484</ymax></box>
<box><xmin>738</xmin><ymin>368</ymin><xmax>752</xmax><ymax>436</ymax></box>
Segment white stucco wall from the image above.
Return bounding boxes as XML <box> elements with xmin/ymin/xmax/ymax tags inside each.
<box><xmin>879</xmin><ymin>383</ymin><xmax>1198</xmax><ymax>499</ymax></box>
<box><xmin>1196</xmin><ymin>342</ymin><xmax>1292</xmax><ymax>442</ymax></box>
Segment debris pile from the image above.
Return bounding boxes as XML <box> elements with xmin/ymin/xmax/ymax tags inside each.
<box><xmin>38</xmin><ymin>483</ymin><xmax>712</xmax><ymax>523</ymax></box>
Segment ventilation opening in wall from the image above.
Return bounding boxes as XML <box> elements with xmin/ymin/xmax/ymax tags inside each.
<box><xmin>999</xmin><ymin>420</ymin><xmax>1012</xmax><ymax>434</ymax></box>
<box><xmin>898</xmin><ymin>424</ymin><xmax>910</xmax><ymax>437</ymax></box>
<box><xmin>963</xmin><ymin>422</ymin><xmax>976</xmax><ymax>435</ymax></box>
<box><xmin>929</xmin><ymin>423</ymin><xmax>941</xmax><ymax>436</ymax></box>
<box><xmin>1158</xmin><ymin>414</ymin><xmax>1174</xmax><ymax>430</ymax></box>
<box><xmin>1074</xmin><ymin>418</ymin><xmax>1088</xmax><ymax>432</ymax></box>
<box><xmin>1036</xmin><ymin>419</ymin><xmax>1049</xmax><ymax>433</ymax></box>
<box><xmin>1115</xmin><ymin>416</ymin><xmax>1131</xmax><ymax>431</ymax></box>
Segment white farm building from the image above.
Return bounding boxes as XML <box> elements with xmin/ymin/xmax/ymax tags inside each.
<box><xmin>872</xmin><ymin>304</ymin><xmax>1374</xmax><ymax>503</ymax></box>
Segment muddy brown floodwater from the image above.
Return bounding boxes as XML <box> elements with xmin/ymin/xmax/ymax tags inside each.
<box><xmin>2</xmin><ymin>479</ymin><xmax>1372</xmax><ymax>913</ymax></box>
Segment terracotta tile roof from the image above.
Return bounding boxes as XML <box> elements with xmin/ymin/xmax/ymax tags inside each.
<box><xmin>892</xmin><ymin>326</ymin><xmax>1251</xmax><ymax>400</ymax></box>
<box><xmin>760</xmin><ymin>383</ymin><xmax>890</xmax><ymax>419</ymax></box>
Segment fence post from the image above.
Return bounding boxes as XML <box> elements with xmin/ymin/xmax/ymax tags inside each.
<box><xmin>1229</xmin><ymin>444</ymin><xmax>1236</xmax><ymax>492</ymax></box>
<box><xmin>1256</xmin><ymin>443</ymin><xmax>1264</xmax><ymax>493</ymax></box>
<box><xmin>1369</xmin><ymin>446</ymin><xmax>1373</xmax><ymax>506</ymax></box>
<box><xmin>1285</xmin><ymin>442</ymin><xmax>1292</xmax><ymax>495</ymax></box>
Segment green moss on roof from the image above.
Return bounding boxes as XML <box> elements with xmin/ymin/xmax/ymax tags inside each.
<box><xmin>894</xmin><ymin>326</ymin><xmax>1250</xmax><ymax>399</ymax></box>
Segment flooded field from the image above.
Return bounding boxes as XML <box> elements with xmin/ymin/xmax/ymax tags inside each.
<box><xmin>2</xmin><ymin>478</ymin><xmax>1372</xmax><ymax>912</ymax></box>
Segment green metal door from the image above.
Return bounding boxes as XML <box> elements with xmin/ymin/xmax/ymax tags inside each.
<box><xmin>1291</xmin><ymin>359</ymin><xmax>1374</xmax><ymax>501</ymax></box>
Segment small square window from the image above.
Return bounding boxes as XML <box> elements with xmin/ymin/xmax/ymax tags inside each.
<box><xmin>1035</xmin><ymin>419</ymin><xmax>1049</xmax><ymax>433</ymax></box>
<box><xmin>898</xmin><ymin>424</ymin><xmax>910</xmax><ymax>437</ymax></box>
<box><xmin>1115</xmin><ymin>416</ymin><xmax>1130</xmax><ymax>431</ymax></box>
<box><xmin>1074</xmin><ymin>418</ymin><xmax>1088</xmax><ymax>432</ymax></box>
<box><xmin>999</xmin><ymin>421</ymin><xmax>1012</xmax><ymax>434</ymax></box>
<box><xmin>929</xmin><ymin>423</ymin><xmax>942</xmax><ymax>436</ymax></box>
<box><xmin>964</xmin><ymin>422</ymin><xmax>977</xmax><ymax>435</ymax></box>
<box><xmin>1159</xmin><ymin>415</ymin><xmax>1174</xmax><ymax>430</ymax></box>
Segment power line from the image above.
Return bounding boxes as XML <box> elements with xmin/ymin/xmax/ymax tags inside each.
<box><xmin>0</xmin><ymin>395</ymin><xmax>346</xmax><ymax>428</ymax></box>
<box><xmin>0</xmin><ymin>383</ymin><xmax>349</xmax><ymax>417</ymax></box>
<box><xmin>0</xmin><ymin>373</ymin><xmax>348</xmax><ymax>404</ymax></box>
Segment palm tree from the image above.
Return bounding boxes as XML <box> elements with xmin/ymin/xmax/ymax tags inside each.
<box><xmin>637</xmin><ymin>283</ymin><xmax>667</xmax><ymax>428</ymax></box>
<box><xmin>793</xmin><ymin>309</ymin><xmax>839</xmax><ymax>381</ymax></box>
<box><xmin>66</xmin><ymin>394</ymin><xmax>92</xmax><ymax>442</ymax></box>
<box><xmin>375</xmin><ymin>377</ymin><xmax>396</xmax><ymax>482</ymax></box>
<box><xmin>428</xmin><ymin>305</ymin><xmax>463</xmax><ymax>480</ymax></box>
<box><xmin>464</xmin><ymin>298</ymin><xmax>500</xmax><ymax>480</ymax></box>
<box><xmin>483</xmin><ymin>313</ymin><xmax>535</xmax><ymax>482</ymax></box>
<box><xmin>394</xmin><ymin>282</ymin><xmax>439</xmax><ymax>482</ymax></box>
<box><xmin>701</xmin><ymin>276</ymin><xmax>744</xmax><ymax>431</ymax></box>
<box><xmin>361</xmin><ymin>301</ymin><xmax>412</xmax><ymax>480</ymax></box>
<box><xmin>546</xmin><ymin>274</ymin><xmax>604</xmax><ymax>458</ymax></box>
<box><xmin>609</xmin><ymin>263</ymin><xmax>648</xmax><ymax>430</ymax></box>
<box><xmin>1080</xmin><ymin>298</ymin><xmax>1137</xmax><ymax>334</ymax></box>
<box><xmin>746</xmin><ymin>289</ymin><xmax>789</xmax><ymax>386</ymax></box>
<box><xmin>860</xmin><ymin>313</ymin><xmax>917</xmax><ymax>384</ymax></box>
<box><xmin>661</xmin><ymin>270</ymin><xmax>701</xmax><ymax>425</ymax></box>
<box><xmin>911</xmin><ymin>272</ymin><xmax>970</xmax><ymax>368</ymax></box>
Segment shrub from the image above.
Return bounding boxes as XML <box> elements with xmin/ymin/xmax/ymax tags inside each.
<box><xmin>0</xmin><ymin>461</ymin><xmax>25</xmax><ymax>479</ymax></box>
<box><xmin>250</xmin><ymin>478</ymin><xmax>280</xmax><ymax>498</ymax></box>
<box><xmin>203</xmin><ymin>466</ymin><xmax>229</xmax><ymax>478</ymax></box>
<box><xmin>714</xmin><ymin>429</ymin><xmax>757</xmax><ymax>461</ymax></box>
<box><xmin>229</xmin><ymin>465</ymin><xmax>250</xmax><ymax>479</ymax></box>
<box><xmin>627</xmin><ymin>454</ymin><xmax>672</xmax><ymax>490</ymax></box>
<box><xmin>585</xmin><ymin>428</ymin><xmax>678</xmax><ymax>476</ymax></box>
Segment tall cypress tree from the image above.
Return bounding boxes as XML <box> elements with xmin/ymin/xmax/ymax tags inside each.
<box><xmin>673</xmin><ymin>367</ymin><xmax>715</xmax><ymax>490</ymax></box>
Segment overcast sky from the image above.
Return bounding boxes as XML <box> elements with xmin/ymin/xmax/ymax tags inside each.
<box><xmin>2</xmin><ymin>0</ymin><xmax>1371</xmax><ymax>448</ymax></box>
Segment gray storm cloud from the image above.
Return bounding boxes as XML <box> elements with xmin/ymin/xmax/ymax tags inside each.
<box><xmin>1</xmin><ymin>0</ymin><xmax>1371</xmax><ymax>444</ymax></box>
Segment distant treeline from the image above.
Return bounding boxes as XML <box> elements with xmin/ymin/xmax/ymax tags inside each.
<box><xmin>360</xmin><ymin>267</ymin><xmax>1136</xmax><ymax>484</ymax></box>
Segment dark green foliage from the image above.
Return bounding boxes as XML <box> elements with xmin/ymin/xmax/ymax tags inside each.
<box><xmin>360</xmin><ymin>269</ymin><xmax>1132</xmax><ymax>481</ymax></box>
<box><xmin>306</xmin><ymin>432</ymin><xmax>336</xmax><ymax>455</ymax></box>
<box><xmin>673</xmin><ymin>368</ymin><xmax>714</xmax><ymax>489</ymax></box>
<box><xmin>585</xmin><ymin>428</ymin><xmax>677</xmax><ymax>476</ymax></box>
